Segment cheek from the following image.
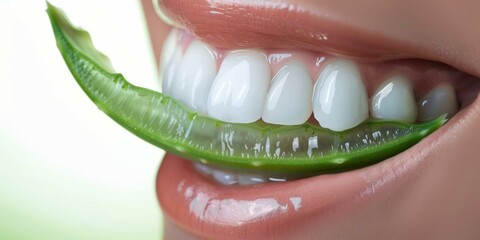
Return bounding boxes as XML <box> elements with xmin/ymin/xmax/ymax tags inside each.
<box><xmin>360</xmin><ymin>103</ymin><xmax>480</xmax><ymax>238</ymax></box>
<box><xmin>409</xmin><ymin>113</ymin><xmax>480</xmax><ymax>235</ymax></box>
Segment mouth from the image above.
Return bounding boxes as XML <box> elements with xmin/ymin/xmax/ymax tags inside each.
<box><xmin>154</xmin><ymin>0</ymin><xmax>480</xmax><ymax>238</ymax></box>
<box><xmin>48</xmin><ymin>0</ymin><xmax>480</xmax><ymax>239</ymax></box>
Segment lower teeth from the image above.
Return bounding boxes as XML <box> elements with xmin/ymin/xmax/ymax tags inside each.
<box><xmin>193</xmin><ymin>163</ymin><xmax>287</xmax><ymax>186</ymax></box>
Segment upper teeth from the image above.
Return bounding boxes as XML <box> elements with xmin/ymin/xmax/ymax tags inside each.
<box><xmin>159</xmin><ymin>28</ymin><xmax>179</xmax><ymax>74</ymax></box>
<box><xmin>312</xmin><ymin>59</ymin><xmax>369</xmax><ymax>131</ymax></box>
<box><xmin>162</xmin><ymin>49</ymin><xmax>182</xmax><ymax>96</ymax></box>
<box><xmin>172</xmin><ymin>40</ymin><xmax>217</xmax><ymax>115</ymax></box>
<box><xmin>370</xmin><ymin>75</ymin><xmax>417</xmax><ymax>122</ymax></box>
<box><xmin>207</xmin><ymin>50</ymin><xmax>271</xmax><ymax>123</ymax></box>
<box><xmin>160</xmin><ymin>31</ymin><xmax>459</xmax><ymax>131</ymax></box>
<box><xmin>417</xmin><ymin>83</ymin><xmax>459</xmax><ymax>122</ymax></box>
<box><xmin>262</xmin><ymin>60</ymin><xmax>313</xmax><ymax>125</ymax></box>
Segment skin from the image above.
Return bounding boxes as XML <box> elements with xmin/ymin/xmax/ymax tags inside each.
<box><xmin>141</xmin><ymin>0</ymin><xmax>480</xmax><ymax>238</ymax></box>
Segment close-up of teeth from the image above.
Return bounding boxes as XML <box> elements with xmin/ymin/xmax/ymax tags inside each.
<box><xmin>161</xmin><ymin>32</ymin><xmax>462</xmax><ymax>129</ymax></box>
<box><xmin>158</xmin><ymin>30</ymin><xmax>469</xmax><ymax>185</ymax></box>
<box><xmin>39</xmin><ymin>1</ymin><xmax>480</xmax><ymax>238</ymax></box>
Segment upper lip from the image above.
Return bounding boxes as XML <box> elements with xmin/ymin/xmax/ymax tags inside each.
<box><xmin>158</xmin><ymin>0</ymin><xmax>480</xmax><ymax>77</ymax></box>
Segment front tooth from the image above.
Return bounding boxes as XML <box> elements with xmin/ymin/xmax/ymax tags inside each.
<box><xmin>162</xmin><ymin>48</ymin><xmax>182</xmax><ymax>95</ymax></box>
<box><xmin>370</xmin><ymin>75</ymin><xmax>417</xmax><ymax>122</ymax></box>
<box><xmin>262</xmin><ymin>60</ymin><xmax>313</xmax><ymax>125</ymax></box>
<box><xmin>207</xmin><ymin>50</ymin><xmax>271</xmax><ymax>123</ymax></box>
<box><xmin>212</xmin><ymin>169</ymin><xmax>238</xmax><ymax>185</ymax></box>
<box><xmin>312</xmin><ymin>59</ymin><xmax>369</xmax><ymax>131</ymax></box>
<box><xmin>171</xmin><ymin>40</ymin><xmax>217</xmax><ymax>115</ymax></box>
<box><xmin>417</xmin><ymin>83</ymin><xmax>458</xmax><ymax>122</ymax></box>
<box><xmin>159</xmin><ymin>29</ymin><xmax>179</xmax><ymax>73</ymax></box>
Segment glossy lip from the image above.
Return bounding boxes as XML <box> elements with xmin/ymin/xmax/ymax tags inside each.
<box><xmin>154</xmin><ymin>0</ymin><xmax>480</xmax><ymax>238</ymax></box>
<box><xmin>158</xmin><ymin>0</ymin><xmax>405</xmax><ymax>60</ymax></box>
<box><xmin>157</xmin><ymin>0</ymin><xmax>480</xmax><ymax>77</ymax></box>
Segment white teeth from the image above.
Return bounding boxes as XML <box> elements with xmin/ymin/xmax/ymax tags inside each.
<box><xmin>159</xmin><ymin>29</ymin><xmax>179</xmax><ymax>73</ymax></box>
<box><xmin>212</xmin><ymin>170</ymin><xmax>238</xmax><ymax>185</ymax></box>
<box><xmin>262</xmin><ymin>60</ymin><xmax>313</xmax><ymax>125</ymax></box>
<box><xmin>312</xmin><ymin>59</ymin><xmax>369</xmax><ymax>131</ymax></box>
<box><xmin>207</xmin><ymin>50</ymin><xmax>271</xmax><ymax>123</ymax></box>
<box><xmin>162</xmin><ymin>48</ymin><xmax>182</xmax><ymax>95</ymax></box>
<box><xmin>171</xmin><ymin>40</ymin><xmax>217</xmax><ymax>115</ymax></box>
<box><xmin>238</xmin><ymin>175</ymin><xmax>267</xmax><ymax>185</ymax></box>
<box><xmin>192</xmin><ymin>163</ymin><xmax>273</xmax><ymax>185</ymax></box>
<box><xmin>161</xmin><ymin>34</ymin><xmax>460</xmax><ymax>129</ymax></box>
<box><xmin>370</xmin><ymin>75</ymin><xmax>417</xmax><ymax>122</ymax></box>
<box><xmin>193</xmin><ymin>163</ymin><xmax>213</xmax><ymax>175</ymax></box>
<box><xmin>417</xmin><ymin>83</ymin><xmax>458</xmax><ymax>122</ymax></box>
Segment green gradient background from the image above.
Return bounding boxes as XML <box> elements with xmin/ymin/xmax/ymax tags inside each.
<box><xmin>0</xmin><ymin>0</ymin><xmax>164</xmax><ymax>239</ymax></box>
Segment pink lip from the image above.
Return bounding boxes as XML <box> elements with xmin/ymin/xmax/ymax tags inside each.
<box><xmin>154</xmin><ymin>0</ymin><xmax>480</xmax><ymax>238</ymax></box>
<box><xmin>158</xmin><ymin>0</ymin><xmax>480</xmax><ymax>77</ymax></box>
<box><xmin>158</xmin><ymin>0</ymin><xmax>408</xmax><ymax>61</ymax></box>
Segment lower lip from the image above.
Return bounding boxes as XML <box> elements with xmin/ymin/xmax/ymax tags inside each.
<box><xmin>155</xmin><ymin>109</ymin><xmax>462</xmax><ymax>240</ymax></box>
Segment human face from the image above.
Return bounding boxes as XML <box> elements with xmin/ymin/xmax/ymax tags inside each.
<box><xmin>143</xmin><ymin>0</ymin><xmax>480</xmax><ymax>239</ymax></box>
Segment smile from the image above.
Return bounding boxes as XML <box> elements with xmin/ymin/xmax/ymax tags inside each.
<box><xmin>48</xmin><ymin>0</ymin><xmax>480</xmax><ymax>238</ymax></box>
<box><xmin>160</xmin><ymin>28</ymin><xmax>463</xmax><ymax>184</ymax></box>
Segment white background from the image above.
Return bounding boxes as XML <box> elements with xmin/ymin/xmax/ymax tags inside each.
<box><xmin>0</xmin><ymin>0</ymin><xmax>164</xmax><ymax>239</ymax></box>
